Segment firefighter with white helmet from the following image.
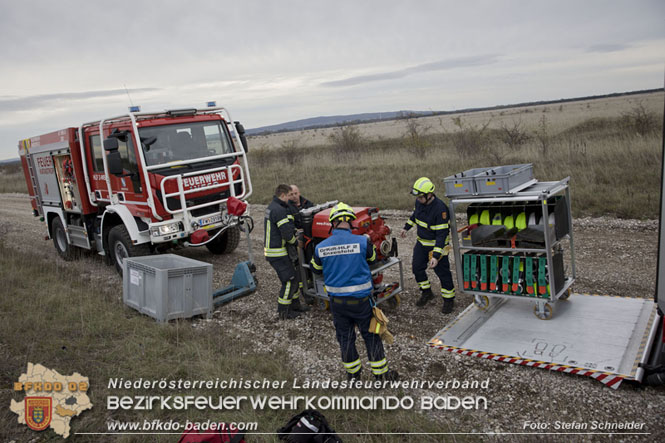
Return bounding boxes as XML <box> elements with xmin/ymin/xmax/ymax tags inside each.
<box><xmin>311</xmin><ymin>203</ymin><xmax>398</xmax><ymax>381</ymax></box>
<box><xmin>400</xmin><ymin>177</ymin><xmax>456</xmax><ymax>313</ymax></box>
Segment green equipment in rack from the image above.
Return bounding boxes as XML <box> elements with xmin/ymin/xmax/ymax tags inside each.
<box><xmin>489</xmin><ymin>254</ymin><xmax>499</xmax><ymax>292</ymax></box>
<box><xmin>463</xmin><ymin>252</ymin><xmax>471</xmax><ymax>290</ymax></box>
<box><xmin>501</xmin><ymin>255</ymin><xmax>511</xmax><ymax>293</ymax></box>
<box><xmin>479</xmin><ymin>254</ymin><xmax>488</xmax><ymax>291</ymax></box>
<box><xmin>537</xmin><ymin>256</ymin><xmax>549</xmax><ymax>296</ymax></box>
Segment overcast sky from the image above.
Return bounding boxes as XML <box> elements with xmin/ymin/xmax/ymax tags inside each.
<box><xmin>0</xmin><ymin>0</ymin><xmax>663</xmax><ymax>160</ymax></box>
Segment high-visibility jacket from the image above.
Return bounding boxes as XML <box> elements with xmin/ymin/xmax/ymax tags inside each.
<box><xmin>403</xmin><ymin>194</ymin><xmax>450</xmax><ymax>260</ymax></box>
<box><xmin>310</xmin><ymin>228</ymin><xmax>377</xmax><ymax>298</ymax></box>
<box><xmin>264</xmin><ymin>196</ymin><xmax>297</xmax><ymax>258</ymax></box>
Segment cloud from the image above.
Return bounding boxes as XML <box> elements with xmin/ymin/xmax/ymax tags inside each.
<box><xmin>321</xmin><ymin>55</ymin><xmax>501</xmax><ymax>87</ymax></box>
<box><xmin>0</xmin><ymin>88</ymin><xmax>161</xmax><ymax>113</ymax></box>
<box><xmin>586</xmin><ymin>43</ymin><xmax>630</xmax><ymax>53</ymax></box>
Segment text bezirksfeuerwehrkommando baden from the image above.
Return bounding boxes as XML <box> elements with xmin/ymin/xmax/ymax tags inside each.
<box><xmin>106</xmin><ymin>377</ymin><xmax>490</xmax><ymax>411</ymax></box>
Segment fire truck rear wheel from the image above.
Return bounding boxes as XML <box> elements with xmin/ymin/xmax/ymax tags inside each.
<box><xmin>108</xmin><ymin>225</ymin><xmax>151</xmax><ymax>275</ymax></box>
<box><xmin>52</xmin><ymin>217</ymin><xmax>79</xmax><ymax>261</ymax></box>
<box><xmin>206</xmin><ymin>226</ymin><xmax>240</xmax><ymax>254</ymax></box>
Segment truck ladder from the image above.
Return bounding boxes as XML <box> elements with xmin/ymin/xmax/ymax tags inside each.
<box><xmin>25</xmin><ymin>151</ymin><xmax>43</xmax><ymax>215</ymax></box>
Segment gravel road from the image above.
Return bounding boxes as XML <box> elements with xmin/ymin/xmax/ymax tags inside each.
<box><xmin>1</xmin><ymin>193</ymin><xmax>663</xmax><ymax>440</ymax></box>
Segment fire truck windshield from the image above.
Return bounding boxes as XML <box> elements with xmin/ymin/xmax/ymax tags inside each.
<box><xmin>138</xmin><ymin>121</ymin><xmax>235</xmax><ymax>166</ymax></box>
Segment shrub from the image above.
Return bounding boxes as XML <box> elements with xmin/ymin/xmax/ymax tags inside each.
<box><xmin>450</xmin><ymin>116</ymin><xmax>492</xmax><ymax>157</ymax></box>
<box><xmin>328</xmin><ymin>125</ymin><xmax>364</xmax><ymax>158</ymax></box>
<box><xmin>621</xmin><ymin>103</ymin><xmax>660</xmax><ymax>136</ymax></box>
<box><xmin>403</xmin><ymin>117</ymin><xmax>431</xmax><ymax>156</ymax></box>
<box><xmin>280</xmin><ymin>139</ymin><xmax>302</xmax><ymax>166</ymax></box>
<box><xmin>499</xmin><ymin>119</ymin><xmax>530</xmax><ymax>149</ymax></box>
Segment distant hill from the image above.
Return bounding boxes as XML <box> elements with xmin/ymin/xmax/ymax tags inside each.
<box><xmin>0</xmin><ymin>158</ymin><xmax>19</xmax><ymax>166</ymax></box>
<box><xmin>246</xmin><ymin>111</ymin><xmax>431</xmax><ymax>135</ymax></box>
<box><xmin>246</xmin><ymin>88</ymin><xmax>663</xmax><ymax>136</ymax></box>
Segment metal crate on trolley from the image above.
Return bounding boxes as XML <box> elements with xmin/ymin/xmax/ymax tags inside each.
<box><xmin>444</xmin><ymin>164</ymin><xmax>575</xmax><ymax>320</ymax></box>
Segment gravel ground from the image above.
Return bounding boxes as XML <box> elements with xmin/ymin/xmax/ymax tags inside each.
<box><xmin>1</xmin><ymin>194</ymin><xmax>663</xmax><ymax>440</ymax></box>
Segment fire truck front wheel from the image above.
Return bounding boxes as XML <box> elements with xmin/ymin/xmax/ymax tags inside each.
<box><xmin>52</xmin><ymin>217</ymin><xmax>79</xmax><ymax>261</ymax></box>
<box><xmin>205</xmin><ymin>226</ymin><xmax>240</xmax><ymax>254</ymax></box>
<box><xmin>108</xmin><ymin>225</ymin><xmax>151</xmax><ymax>275</ymax></box>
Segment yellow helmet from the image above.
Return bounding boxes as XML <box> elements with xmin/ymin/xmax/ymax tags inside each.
<box><xmin>411</xmin><ymin>177</ymin><xmax>435</xmax><ymax>196</ymax></box>
<box><xmin>329</xmin><ymin>202</ymin><xmax>356</xmax><ymax>223</ymax></box>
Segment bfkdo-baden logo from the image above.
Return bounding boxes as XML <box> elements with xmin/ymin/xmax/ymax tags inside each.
<box><xmin>10</xmin><ymin>363</ymin><xmax>92</xmax><ymax>439</ymax></box>
<box><xmin>25</xmin><ymin>397</ymin><xmax>52</xmax><ymax>431</ymax></box>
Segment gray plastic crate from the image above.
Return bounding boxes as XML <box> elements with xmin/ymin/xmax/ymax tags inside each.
<box><xmin>123</xmin><ymin>254</ymin><xmax>213</xmax><ymax>322</ymax></box>
<box><xmin>444</xmin><ymin>167</ymin><xmax>491</xmax><ymax>196</ymax></box>
<box><xmin>474</xmin><ymin>164</ymin><xmax>533</xmax><ymax>195</ymax></box>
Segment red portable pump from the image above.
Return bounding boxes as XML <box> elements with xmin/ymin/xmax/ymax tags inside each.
<box><xmin>310</xmin><ymin>206</ymin><xmax>395</xmax><ymax>260</ymax></box>
<box><xmin>297</xmin><ymin>202</ymin><xmax>403</xmax><ymax>308</ymax></box>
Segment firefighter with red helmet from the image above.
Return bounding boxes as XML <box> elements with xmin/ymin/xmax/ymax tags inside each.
<box><xmin>400</xmin><ymin>177</ymin><xmax>456</xmax><ymax>313</ymax></box>
<box><xmin>264</xmin><ymin>184</ymin><xmax>309</xmax><ymax>320</ymax></box>
<box><xmin>311</xmin><ymin>203</ymin><xmax>398</xmax><ymax>381</ymax></box>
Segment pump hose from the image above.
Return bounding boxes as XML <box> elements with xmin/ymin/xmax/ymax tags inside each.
<box><xmin>238</xmin><ymin>215</ymin><xmax>254</xmax><ymax>233</ymax></box>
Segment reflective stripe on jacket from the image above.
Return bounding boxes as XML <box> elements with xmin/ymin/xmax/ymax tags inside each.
<box><xmin>264</xmin><ymin>196</ymin><xmax>297</xmax><ymax>258</ymax></box>
<box><xmin>311</xmin><ymin>228</ymin><xmax>377</xmax><ymax>297</ymax></box>
<box><xmin>403</xmin><ymin>194</ymin><xmax>450</xmax><ymax>260</ymax></box>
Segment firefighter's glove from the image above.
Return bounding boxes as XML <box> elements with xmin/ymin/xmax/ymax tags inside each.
<box><xmin>369</xmin><ymin>307</ymin><xmax>394</xmax><ymax>344</ymax></box>
<box><xmin>443</xmin><ymin>245</ymin><xmax>452</xmax><ymax>255</ymax></box>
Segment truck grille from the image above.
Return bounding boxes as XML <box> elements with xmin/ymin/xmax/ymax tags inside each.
<box><xmin>159</xmin><ymin>191</ymin><xmax>230</xmax><ymax>217</ymax></box>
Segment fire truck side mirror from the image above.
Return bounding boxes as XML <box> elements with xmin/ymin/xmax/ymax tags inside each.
<box><xmin>104</xmin><ymin>138</ymin><xmax>119</xmax><ymax>152</ymax></box>
<box><xmin>234</xmin><ymin>121</ymin><xmax>248</xmax><ymax>153</ymax></box>
<box><xmin>103</xmin><ymin>139</ymin><xmax>123</xmax><ymax>176</ymax></box>
<box><xmin>106</xmin><ymin>150</ymin><xmax>124</xmax><ymax>176</ymax></box>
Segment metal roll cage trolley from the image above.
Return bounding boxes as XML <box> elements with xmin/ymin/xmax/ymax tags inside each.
<box><xmin>445</xmin><ymin>164</ymin><xmax>575</xmax><ymax>320</ymax></box>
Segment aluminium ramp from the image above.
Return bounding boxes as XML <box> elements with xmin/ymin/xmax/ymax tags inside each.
<box><xmin>428</xmin><ymin>294</ymin><xmax>658</xmax><ymax>389</ymax></box>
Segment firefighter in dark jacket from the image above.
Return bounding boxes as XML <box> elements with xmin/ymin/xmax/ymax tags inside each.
<box><xmin>265</xmin><ymin>184</ymin><xmax>308</xmax><ymax>320</ymax></box>
<box><xmin>288</xmin><ymin>184</ymin><xmax>315</xmax><ymax>299</ymax></box>
<box><xmin>290</xmin><ymin>184</ymin><xmax>314</xmax><ymax>210</ymax></box>
<box><xmin>400</xmin><ymin>177</ymin><xmax>456</xmax><ymax>313</ymax></box>
<box><xmin>311</xmin><ymin>203</ymin><xmax>398</xmax><ymax>381</ymax></box>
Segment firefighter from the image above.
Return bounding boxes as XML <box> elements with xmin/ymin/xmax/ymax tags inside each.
<box><xmin>400</xmin><ymin>177</ymin><xmax>456</xmax><ymax>313</ymax></box>
<box><xmin>265</xmin><ymin>184</ymin><xmax>308</xmax><ymax>320</ymax></box>
<box><xmin>288</xmin><ymin>184</ymin><xmax>315</xmax><ymax>301</ymax></box>
<box><xmin>311</xmin><ymin>203</ymin><xmax>398</xmax><ymax>381</ymax></box>
<box><xmin>289</xmin><ymin>184</ymin><xmax>314</xmax><ymax>210</ymax></box>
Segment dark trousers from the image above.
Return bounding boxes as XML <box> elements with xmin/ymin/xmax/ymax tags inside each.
<box><xmin>331</xmin><ymin>297</ymin><xmax>386</xmax><ymax>374</ymax></box>
<box><xmin>267</xmin><ymin>256</ymin><xmax>300</xmax><ymax>305</ymax></box>
<box><xmin>412</xmin><ymin>241</ymin><xmax>454</xmax><ymax>292</ymax></box>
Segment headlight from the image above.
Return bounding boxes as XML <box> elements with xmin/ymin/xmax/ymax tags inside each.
<box><xmin>151</xmin><ymin>222</ymin><xmax>182</xmax><ymax>237</ymax></box>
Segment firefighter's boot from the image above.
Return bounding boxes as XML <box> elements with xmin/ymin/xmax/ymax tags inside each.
<box><xmin>442</xmin><ymin>297</ymin><xmax>455</xmax><ymax>314</ymax></box>
<box><xmin>375</xmin><ymin>370</ymin><xmax>399</xmax><ymax>382</ymax></box>
<box><xmin>347</xmin><ymin>369</ymin><xmax>362</xmax><ymax>381</ymax></box>
<box><xmin>291</xmin><ymin>297</ymin><xmax>311</xmax><ymax>313</ymax></box>
<box><xmin>416</xmin><ymin>288</ymin><xmax>434</xmax><ymax>307</ymax></box>
<box><xmin>278</xmin><ymin>304</ymin><xmax>300</xmax><ymax>320</ymax></box>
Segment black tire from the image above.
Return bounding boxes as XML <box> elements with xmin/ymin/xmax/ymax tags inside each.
<box><xmin>51</xmin><ymin>217</ymin><xmax>79</xmax><ymax>261</ymax></box>
<box><xmin>108</xmin><ymin>224</ymin><xmax>151</xmax><ymax>275</ymax></box>
<box><xmin>205</xmin><ymin>226</ymin><xmax>240</xmax><ymax>254</ymax></box>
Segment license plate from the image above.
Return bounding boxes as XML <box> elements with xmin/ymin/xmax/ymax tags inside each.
<box><xmin>198</xmin><ymin>214</ymin><xmax>222</xmax><ymax>227</ymax></box>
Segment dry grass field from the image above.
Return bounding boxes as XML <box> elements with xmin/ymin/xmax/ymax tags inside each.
<box><xmin>246</xmin><ymin>90</ymin><xmax>664</xmax><ymax>219</ymax></box>
<box><xmin>250</xmin><ymin>91</ymin><xmax>663</xmax><ymax>150</ymax></box>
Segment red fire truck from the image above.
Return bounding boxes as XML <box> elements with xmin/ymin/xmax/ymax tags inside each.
<box><xmin>18</xmin><ymin>105</ymin><xmax>252</xmax><ymax>273</ymax></box>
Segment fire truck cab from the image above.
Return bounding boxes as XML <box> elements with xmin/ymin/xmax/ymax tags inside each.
<box><xmin>19</xmin><ymin>105</ymin><xmax>252</xmax><ymax>273</ymax></box>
